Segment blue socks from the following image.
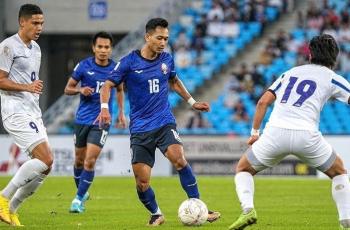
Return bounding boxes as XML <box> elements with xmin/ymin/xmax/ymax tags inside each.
<box><xmin>77</xmin><ymin>170</ymin><xmax>94</xmax><ymax>200</ymax></box>
<box><xmin>137</xmin><ymin>187</ymin><xmax>159</xmax><ymax>214</ymax></box>
<box><xmin>177</xmin><ymin>164</ymin><xmax>200</xmax><ymax>198</ymax></box>
<box><xmin>73</xmin><ymin>167</ymin><xmax>83</xmax><ymax>188</ymax></box>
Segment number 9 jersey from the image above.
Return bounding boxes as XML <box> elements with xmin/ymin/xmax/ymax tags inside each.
<box><xmin>267</xmin><ymin>64</ymin><xmax>350</xmax><ymax>131</ymax></box>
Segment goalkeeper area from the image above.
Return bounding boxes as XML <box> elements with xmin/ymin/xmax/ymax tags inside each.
<box><xmin>0</xmin><ymin>176</ymin><xmax>337</xmax><ymax>230</ymax></box>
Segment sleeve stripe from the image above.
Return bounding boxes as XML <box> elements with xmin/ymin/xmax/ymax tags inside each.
<box><xmin>267</xmin><ymin>89</ymin><xmax>276</xmax><ymax>98</ymax></box>
<box><xmin>331</xmin><ymin>79</ymin><xmax>350</xmax><ymax>93</ymax></box>
<box><xmin>271</xmin><ymin>82</ymin><xmax>282</xmax><ymax>92</ymax></box>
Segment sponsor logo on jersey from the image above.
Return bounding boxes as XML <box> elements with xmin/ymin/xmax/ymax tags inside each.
<box><xmin>135</xmin><ymin>70</ymin><xmax>143</xmax><ymax>74</ymax></box>
<box><xmin>87</xmin><ymin>71</ymin><xmax>95</xmax><ymax>75</ymax></box>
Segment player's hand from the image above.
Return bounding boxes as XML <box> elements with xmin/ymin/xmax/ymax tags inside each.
<box><xmin>27</xmin><ymin>80</ymin><xmax>43</xmax><ymax>94</ymax></box>
<box><xmin>247</xmin><ymin>135</ymin><xmax>259</xmax><ymax>145</ymax></box>
<box><xmin>95</xmin><ymin>108</ymin><xmax>111</xmax><ymax>129</ymax></box>
<box><xmin>79</xmin><ymin>87</ymin><xmax>94</xmax><ymax>96</ymax></box>
<box><xmin>192</xmin><ymin>101</ymin><xmax>210</xmax><ymax>112</ymax></box>
<box><xmin>115</xmin><ymin>112</ymin><xmax>127</xmax><ymax>128</ymax></box>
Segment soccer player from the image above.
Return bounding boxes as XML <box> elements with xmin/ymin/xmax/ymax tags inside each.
<box><xmin>0</xmin><ymin>4</ymin><xmax>53</xmax><ymax>226</ymax></box>
<box><xmin>229</xmin><ymin>34</ymin><xmax>350</xmax><ymax>230</ymax></box>
<box><xmin>64</xmin><ymin>31</ymin><xmax>126</xmax><ymax>213</ymax></box>
<box><xmin>97</xmin><ymin>18</ymin><xmax>221</xmax><ymax>226</ymax></box>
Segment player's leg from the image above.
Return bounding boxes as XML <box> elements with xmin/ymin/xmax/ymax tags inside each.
<box><xmin>131</xmin><ymin>131</ymin><xmax>164</xmax><ymax>226</ymax></box>
<box><xmin>228</xmin><ymin>149</ymin><xmax>259</xmax><ymax>230</ymax></box>
<box><xmin>70</xmin><ymin>126</ymin><xmax>107</xmax><ymax>213</ymax></box>
<box><xmin>8</xmin><ymin>141</ymin><xmax>53</xmax><ymax>226</ymax></box>
<box><xmin>157</xmin><ymin>124</ymin><xmax>220</xmax><ymax>223</ymax></box>
<box><xmin>292</xmin><ymin>130</ymin><xmax>350</xmax><ymax>229</ymax></box>
<box><xmin>1</xmin><ymin>115</ymin><xmax>52</xmax><ymax>225</ymax></box>
<box><xmin>229</xmin><ymin>127</ymin><xmax>287</xmax><ymax>230</ymax></box>
<box><xmin>324</xmin><ymin>156</ymin><xmax>350</xmax><ymax>229</ymax></box>
<box><xmin>73</xmin><ymin>147</ymin><xmax>86</xmax><ymax>188</ymax></box>
<box><xmin>72</xmin><ymin>124</ymin><xmax>88</xmax><ymax>189</ymax></box>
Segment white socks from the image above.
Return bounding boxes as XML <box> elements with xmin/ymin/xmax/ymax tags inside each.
<box><xmin>9</xmin><ymin>173</ymin><xmax>46</xmax><ymax>213</ymax></box>
<box><xmin>235</xmin><ymin>172</ymin><xmax>255</xmax><ymax>214</ymax></box>
<box><xmin>332</xmin><ymin>174</ymin><xmax>350</xmax><ymax>226</ymax></box>
<box><xmin>1</xmin><ymin>159</ymin><xmax>48</xmax><ymax>200</ymax></box>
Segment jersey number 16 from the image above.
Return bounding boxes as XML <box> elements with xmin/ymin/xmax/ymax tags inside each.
<box><xmin>148</xmin><ymin>79</ymin><xmax>159</xmax><ymax>94</ymax></box>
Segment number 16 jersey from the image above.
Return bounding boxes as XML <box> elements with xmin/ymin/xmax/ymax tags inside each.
<box><xmin>267</xmin><ymin>64</ymin><xmax>350</xmax><ymax>131</ymax></box>
<box><xmin>108</xmin><ymin>50</ymin><xmax>176</xmax><ymax>134</ymax></box>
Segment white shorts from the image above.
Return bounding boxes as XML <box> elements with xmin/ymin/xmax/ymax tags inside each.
<box><xmin>247</xmin><ymin>126</ymin><xmax>336</xmax><ymax>172</ymax></box>
<box><xmin>3</xmin><ymin>114</ymin><xmax>49</xmax><ymax>155</ymax></box>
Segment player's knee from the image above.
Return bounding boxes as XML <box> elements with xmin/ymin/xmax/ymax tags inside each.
<box><xmin>84</xmin><ymin>158</ymin><xmax>97</xmax><ymax>170</ymax></box>
<box><xmin>171</xmin><ymin>156</ymin><xmax>187</xmax><ymax>170</ymax></box>
<box><xmin>43</xmin><ymin>152</ymin><xmax>54</xmax><ymax>167</ymax></box>
<box><xmin>136</xmin><ymin>180</ymin><xmax>150</xmax><ymax>192</ymax></box>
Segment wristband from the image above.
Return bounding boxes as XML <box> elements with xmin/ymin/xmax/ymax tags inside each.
<box><xmin>250</xmin><ymin>128</ymin><xmax>260</xmax><ymax>136</ymax></box>
<box><xmin>101</xmin><ymin>103</ymin><xmax>109</xmax><ymax>109</ymax></box>
<box><xmin>187</xmin><ymin>97</ymin><xmax>196</xmax><ymax>106</ymax></box>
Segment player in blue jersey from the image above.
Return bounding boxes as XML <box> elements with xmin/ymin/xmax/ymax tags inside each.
<box><xmin>97</xmin><ymin>18</ymin><xmax>221</xmax><ymax>226</ymax></box>
<box><xmin>64</xmin><ymin>31</ymin><xmax>126</xmax><ymax>213</ymax></box>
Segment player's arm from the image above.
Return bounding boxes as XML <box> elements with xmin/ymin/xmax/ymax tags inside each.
<box><xmin>115</xmin><ymin>83</ymin><xmax>127</xmax><ymax>128</ymax></box>
<box><xmin>0</xmin><ymin>69</ymin><xmax>43</xmax><ymax>93</ymax></box>
<box><xmin>169</xmin><ymin>76</ymin><xmax>210</xmax><ymax>112</ymax></box>
<box><xmin>247</xmin><ymin>90</ymin><xmax>276</xmax><ymax>145</ymax></box>
<box><xmin>64</xmin><ymin>77</ymin><xmax>94</xmax><ymax>96</ymax></box>
<box><xmin>97</xmin><ymin>80</ymin><xmax>116</xmax><ymax>127</ymax></box>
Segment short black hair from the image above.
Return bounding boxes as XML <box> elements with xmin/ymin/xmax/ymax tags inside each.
<box><xmin>92</xmin><ymin>31</ymin><xmax>114</xmax><ymax>46</ymax></box>
<box><xmin>145</xmin><ymin>18</ymin><xmax>168</xmax><ymax>33</ymax></box>
<box><xmin>309</xmin><ymin>34</ymin><xmax>339</xmax><ymax>68</ymax></box>
<box><xmin>18</xmin><ymin>4</ymin><xmax>43</xmax><ymax>21</ymax></box>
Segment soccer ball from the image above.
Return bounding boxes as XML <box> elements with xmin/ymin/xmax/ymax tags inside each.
<box><xmin>178</xmin><ymin>198</ymin><xmax>208</xmax><ymax>226</ymax></box>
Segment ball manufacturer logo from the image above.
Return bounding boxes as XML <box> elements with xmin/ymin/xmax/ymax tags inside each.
<box><xmin>161</xmin><ymin>63</ymin><xmax>168</xmax><ymax>75</ymax></box>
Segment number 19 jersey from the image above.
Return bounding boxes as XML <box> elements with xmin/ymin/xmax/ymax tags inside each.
<box><xmin>267</xmin><ymin>64</ymin><xmax>350</xmax><ymax>131</ymax></box>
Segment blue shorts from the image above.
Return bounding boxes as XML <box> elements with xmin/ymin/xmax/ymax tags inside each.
<box><xmin>130</xmin><ymin>124</ymin><xmax>182</xmax><ymax>167</ymax></box>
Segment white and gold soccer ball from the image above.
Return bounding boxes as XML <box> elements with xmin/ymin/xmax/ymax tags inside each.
<box><xmin>178</xmin><ymin>198</ymin><xmax>208</xmax><ymax>226</ymax></box>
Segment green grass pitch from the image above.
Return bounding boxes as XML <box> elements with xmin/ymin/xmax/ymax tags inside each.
<box><xmin>0</xmin><ymin>176</ymin><xmax>339</xmax><ymax>229</ymax></box>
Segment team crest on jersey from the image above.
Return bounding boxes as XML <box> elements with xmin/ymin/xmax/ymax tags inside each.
<box><xmin>161</xmin><ymin>63</ymin><xmax>168</xmax><ymax>75</ymax></box>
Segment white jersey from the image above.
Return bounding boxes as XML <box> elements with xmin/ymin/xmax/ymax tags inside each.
<box><xmin>266</xmin><ymin>64</ymin><xmax>350</xmax><ymax>131</ymax></box>
<box><xmin>0</xmin><ymin>33</ymin><xmax>42</xmax><ymax>120</ymax></box>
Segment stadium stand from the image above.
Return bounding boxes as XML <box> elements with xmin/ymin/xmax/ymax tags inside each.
<box><xmin>196</xmin><ymin>0</ymin><xmax>350</xmax><ymax>135</ymax></box>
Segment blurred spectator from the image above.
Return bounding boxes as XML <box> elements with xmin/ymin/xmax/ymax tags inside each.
<box><xmin>207</xmin><ymin>2</ymin><xmax>224</xmax><ymax>22</ymax></box>
<box><xmin>259</xmin><ymin>46</ymin><xmax>273</xmax><ymax>65</ymax></box>
<box><xmin>224</xmin><ymin>85</ymin><xmax>240</xmax><ymax>109</ymax></box>
<box><xmin>173</xmin><ymin>32</ymin><xmax>190</xmax><ymax>51</ymax></box>
<box><xmin>222</xmin><ymin>18</ymin><xmax>240</xmax><ymax>37</ymax></box>
<box><xmin>251</xmin><ymin>63</ymin><xmax>265</xmax><ymax>87</ymax></box>
<box><xmin>207</xmin><ymin>15</ymin><xmax>223</xmax><ymax>37</ymax></box>
<box><xmin>339</xmin><ymin>51</ymin><xmax>350</xmax><ymax>72</ymax></box>
<box><xmin>191</xmin><ymin>27</ymin><xmax>205</xmax><ymax>52</ymax></box>
<box><xmin>174</xmin><ymin>47</ymin><xmax>192</xmax><ymax>68</ymax></box>
<box><xmin>232</xmin><ymin>100</ymin><xmax>249</xmax><ymax>122</ymax></box>
<box><xmin>186</xmin><ymin>110</ymin><xmax>210</xmax><ymax>128</ymax></box>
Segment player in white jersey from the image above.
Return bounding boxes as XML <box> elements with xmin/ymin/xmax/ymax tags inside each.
<box><xmin>229</xmin><ymin>34</ymin><xmax>350</xmax><ymax>230</ymax></box>
<box><xmin>0</xmin><ymin>4</ymin><xmax>53</xmax><ymax>227</ymax></box>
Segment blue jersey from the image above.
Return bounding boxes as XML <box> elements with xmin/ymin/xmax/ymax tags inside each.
<box><xmin>72</xmin><ymin>57</ymin><xmax>116</xmax><ymax>125</ymax></box>
<box><xmin>108</xmin><ymin>50</ymin><xmax>176</xmax><ymax>134</ymax></box>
